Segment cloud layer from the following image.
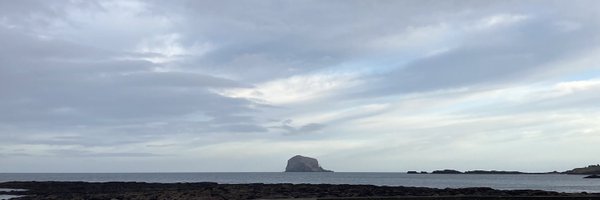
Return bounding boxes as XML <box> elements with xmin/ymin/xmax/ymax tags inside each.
<box><xmin>1</xmin><ymin>0</ymin><xmax>600</xmax><ymax>172</ymax></box>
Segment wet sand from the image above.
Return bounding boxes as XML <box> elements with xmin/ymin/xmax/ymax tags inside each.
<box><xmin>1</xmin><ymin>181</ymin><xmax>599</xmax><ymax>200</ymax></box>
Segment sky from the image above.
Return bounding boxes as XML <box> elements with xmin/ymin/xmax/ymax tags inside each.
<box><xmin>1</xmin><ymin>0</ymin><xmax>600</xmax><ymax>172</ymax></box>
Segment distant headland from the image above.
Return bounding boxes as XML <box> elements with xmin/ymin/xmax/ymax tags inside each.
<box><xmin>564</xmin><ymin>164</ymin><xmax>600</xmax><ymax>175</ymax></box>
<box><xmin>281</xmin><ymin>155</ymin><xmax>600</xmax><ymax>176</ymax></box>
<box><xmin>407</xmin><ymin>164</ymin><xmax>600</xmax><ymax>176</ymax></box>
<box><xmin>285</xmin><ymin>155</ymin><xmax>333</xmax><ymax>172</ymax></box>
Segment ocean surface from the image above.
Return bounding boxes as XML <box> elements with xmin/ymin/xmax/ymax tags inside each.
<box><xmin>1</xmin><ymin>173</ymin><xmax>599</xmax><ymax>193</ymax></box>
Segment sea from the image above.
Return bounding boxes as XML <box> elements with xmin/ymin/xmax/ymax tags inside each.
<box><xmin>1</xmin><ymin>173</ymin><xmax>599</xmax><ymax>193</ymax></box>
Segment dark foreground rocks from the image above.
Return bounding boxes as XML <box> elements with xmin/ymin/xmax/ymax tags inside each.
<box><xmin>1</xmin><ymin>181</ymin><xmax>600</xmax><ymax>200</ymax></box>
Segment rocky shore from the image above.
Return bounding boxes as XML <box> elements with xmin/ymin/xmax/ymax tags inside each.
<box><xmin>1</xmin><ymin>181</ymin><xmax>600</xmax><ymax>200</ymax></box>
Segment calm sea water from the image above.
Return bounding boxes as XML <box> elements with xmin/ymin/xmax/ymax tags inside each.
<box><xmin>1</xmin><ymin>173</ymin><xmax>599</xmax><ymax>193</ymax></box>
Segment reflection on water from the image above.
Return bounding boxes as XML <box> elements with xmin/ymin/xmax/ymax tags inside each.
<box><xmin>0</xmin><ymin>188</ymin><xmax>26</xmax><ymax>200</ymax></box>
<box><xmin>0</xmin><ymin>195</ymin><xmax>21</xmax><ymax>200</ymax></box>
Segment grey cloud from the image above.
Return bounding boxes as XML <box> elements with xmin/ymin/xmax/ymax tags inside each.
<box><xmin>0</xmin><ymin>78</ymin><xmax>254</xmax><ymax>126</ymax></box>
<box><xmin>150</xmin><ymin>1</ymin><xmax>524</xmax><ymax>82</ymax></box>
<box><xmin>298</xmin><ymin>123</ymin><xmax>326</xmax><ymax>133</ymax></box>
<box><xmin>48</xmin><ymin>149</ymin><xmax>160</xmax><ymax>158</ymax></box>
<box><xmin>271</xmin><ymin>120</ymin><xmax>326</xmax><ymax>135</ymax></box>
<box><xmin>143</xmin><ymin>0</ymin><xmax>600</xmax><ymax>91</ymax></box>
<box><xmin>0</xmin><ymin>21</ymin><xmax>264</xmax><ymax>149</ymax></box>
<box><xmin>208</xmin><ymin>115</ymin><xmax>256</xmax><ymax>125</ymax></box>
<box><xmin>473</xmin><ymin>85</ymin><xmax>600</xmax><ymax>116</ymax></box>
<box><xmin>0</xmin><ymin>152</ymin><xmax>34</xmax><ymax>157</ymax></box>
<box><xmin>0</xmin><ymin>0</ymin><xmax>73</xmax><ymax>28</ymax></box>
<box><xmin>353</xmin><ymin>15</ymin><xmax>600</xmax><ymax>97</ymax></box>
<box><xmin>0</xmin><ymin>26</ymin><xmax>257</xmax><ymax>123</ymax></box>
<box><xmin>2</xmin><ymin>0</ymin><xmax>600</xmax><ymax>171</ymax></box>
<box><xmin>0</xmin><ymin>27</ymin><xmax>117</xmax><ymax>61</ymax></box>
<box><xmin>114</xmin><ymin>71</ymin><xmax>250</xmax><ymax>88</ymax></box>
<box><xmin>217</xmin><ymin>124</ymin><xmax>269</xmax><ymax>133</ymax></box>
<box><xmin>0</xmin><ymin>120</ymin><xmax>268</xmax><ymax>148</ymax></box>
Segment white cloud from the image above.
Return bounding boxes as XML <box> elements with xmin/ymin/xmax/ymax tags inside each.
<box><xmin>133</xmin><ymin>33</ymin><xmax>213</xmax><ymax>64</ymax></box>
<box><xmin>219</xmin><ymin>72</ymin><xmax>362</xmax><ymax>105</ymax></box>
<box><xmin>555</xmin><ymin>79</ymin><xmax>600</xmax><ymax>94</ymax></box>
<box><xmin>474</xmin><ymin>14</ymin><xmax>529</xmax><ymax>30</ymax></box>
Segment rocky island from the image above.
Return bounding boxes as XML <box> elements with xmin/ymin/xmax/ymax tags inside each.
<box><xmin>285</xmin><ymin>155</ymin><xmax>333</xmax><ymax>172</ymax></box>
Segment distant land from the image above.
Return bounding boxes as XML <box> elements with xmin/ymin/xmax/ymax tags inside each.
<box><xmin>284</xmin><ymin>155</ymin><xmax>599</xmax><ymax>176</ymax></box>
<box><xmin>565</xmin><ymin>164</ymin><xmax>600</xmax><ymax>175</ymax></box>
<box><xmin>407</xmin><ymin>164</ymin><xmax>600</xmax><ymax>175</ymax></box>
<box><xmin>284</xmin><ymin>155</ymin><xmax>333</xmax><ymax>172</ymax></box>
<box><xmin>426</xmin><ymin>169</ymin><xmax>560</xmax><ymax>175</ymax></box>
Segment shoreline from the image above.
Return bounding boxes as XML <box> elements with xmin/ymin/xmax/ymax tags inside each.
<box><xmin>1</xmin><ymin>181</ymin><xmax>600</xmax><ymax>200</ymax></box>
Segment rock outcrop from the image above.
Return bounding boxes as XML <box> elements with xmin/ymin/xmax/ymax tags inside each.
<box><xmin>431</xmin><ymin>169</ymin><xmax>462</xmax><ymax>174</ymax></box>
<box><xmin>565</xmin><ymin>164</ymin><xmax>600</xmax><ymax>174</ymax></box>
<box><xmin>285</xmin><ymin>155</ymin><xmax>333</xmax><ymax>172</ymax></box>
<box><xmin>584</xmin><ymin>174</ymin><xmax>600</xmax><ymax>179</ymax></box>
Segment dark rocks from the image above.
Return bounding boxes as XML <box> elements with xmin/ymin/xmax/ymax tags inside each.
<box><xmin>408</xmin><ymin>171</ymin><xmax>428</xmax><ymax>174</ymax></box>
<box><xmin>1</xmin><ymin>181</ymin><xmax>599</xmax><ymax>200</ymax></box>
<box><xmin>584</xmin><ymin>174</ymin><xmax>600</xmax><ymax>179</ymax></box>
<box><xmin>432</xmin><ymin>169</ymin><xmax>463</xmax><ymax>174</ymax></box>
<box><xmin>464</xmin><ymin>170</ymin><xmax>525</xmax><ymax>174</ymax></box>
<box><xmin>285</xmin><ymin>155</ymin><xmax>333</xmax><ymax>172</ymax></box>
<box><xmin>429</xmin><ymin>170</ymin><xmax>536</xmax><ymax>174</ymax></box>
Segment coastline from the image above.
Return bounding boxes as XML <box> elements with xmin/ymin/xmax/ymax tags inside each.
<box><xmin>1</xmin><ymin>172</ymin><xmax>598</xmax><ymax>194</ymax></box>
<box><xmin>1</xmin><ymin>181</ymin><xmax>600</xmax><ymax>200</ymax></box>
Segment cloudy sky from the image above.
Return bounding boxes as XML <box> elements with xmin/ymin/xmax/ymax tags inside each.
<box><xmin>1</xmin><ymin>0</ymin><xmax>600</xmax><ymax>172</ymax></box>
